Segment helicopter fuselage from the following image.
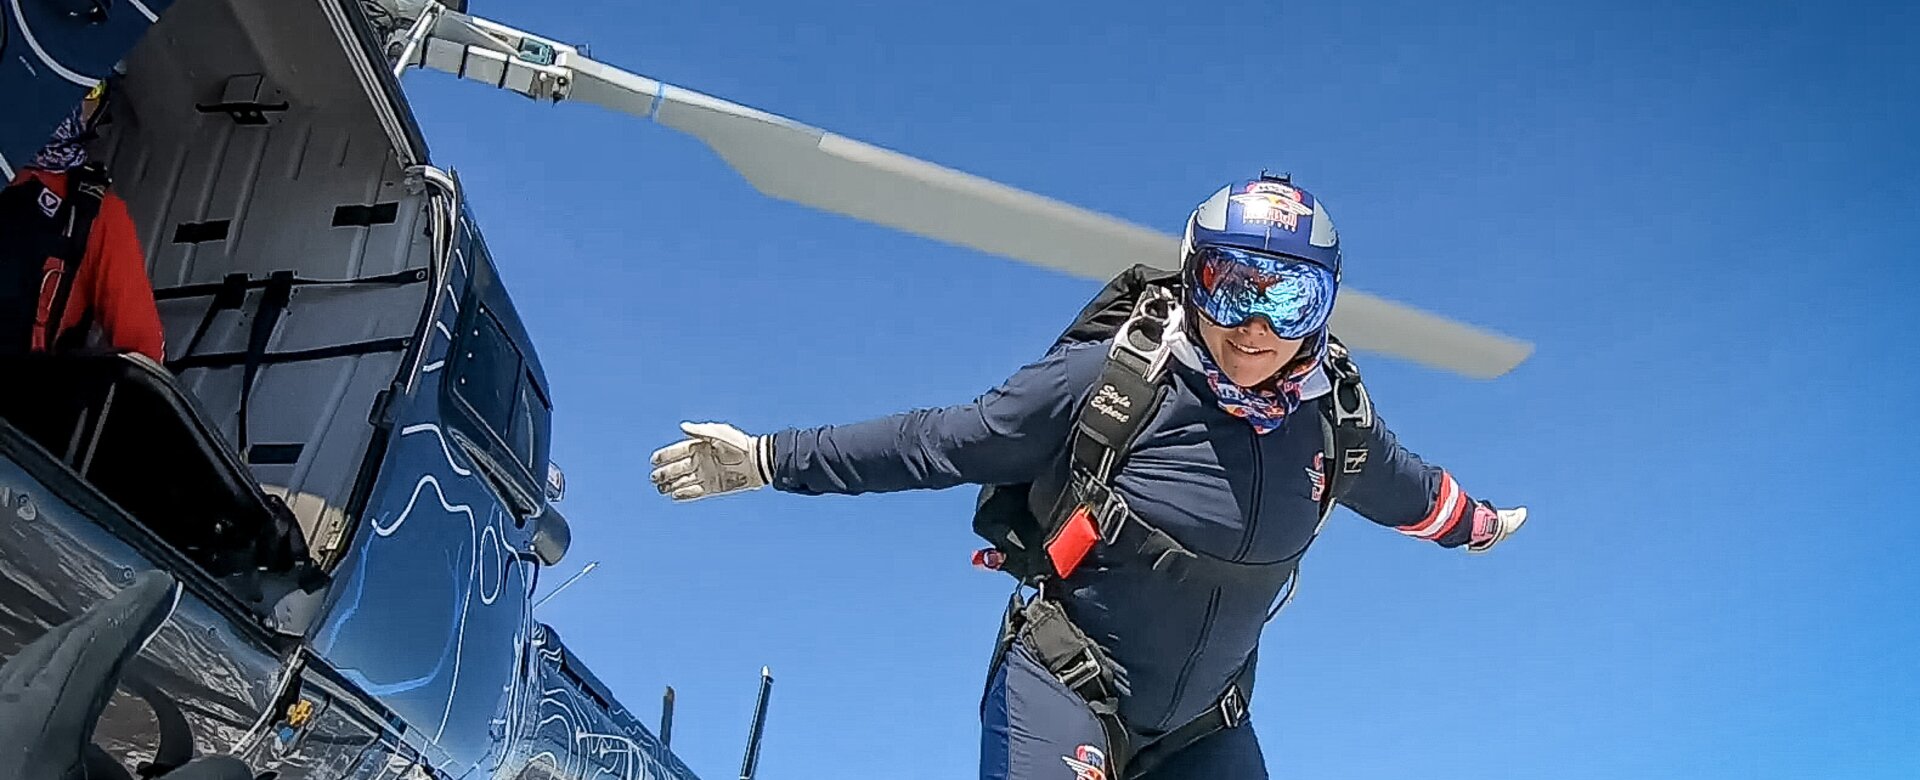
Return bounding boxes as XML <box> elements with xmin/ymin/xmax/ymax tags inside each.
<box><xmin>0</xmin><ymin>1</ymin><xmax>695</xmax><ymax>777</ymax></box>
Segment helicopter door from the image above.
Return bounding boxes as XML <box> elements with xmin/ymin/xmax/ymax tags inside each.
<box><xmin>306</xmin><ymin>213</ymin><xmax>549</xmax><ymax>775</ymax></box>
<box><xmin>0</xmin><ymin>0</ymin><xmax>178</xmax><ymax>179</ymax></box>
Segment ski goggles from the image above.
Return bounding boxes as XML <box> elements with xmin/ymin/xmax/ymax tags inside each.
<box><xmin>1185</xmin><ymin>245</ymin><xmax>1337</xmax><ymax>339</ymax></box>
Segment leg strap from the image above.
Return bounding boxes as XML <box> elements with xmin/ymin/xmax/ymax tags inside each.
<box><xmin>1124</xmin><ymin>657</ymin><xmax>1256</xmax><ymax>778</ymax></box>
<box><xmin>990</xmin><ymin>591</ymin><xmax>1137</xmax><ymax>776</ymax></box>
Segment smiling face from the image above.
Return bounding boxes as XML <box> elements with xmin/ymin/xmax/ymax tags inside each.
<box><xmin>1195</xmin><ymin>312</ymin><xmax>1302</xmax><ymax>386</ymax></box>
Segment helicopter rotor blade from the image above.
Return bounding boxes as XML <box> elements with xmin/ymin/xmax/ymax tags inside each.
<box><xmin>648</xmin><ymin>90</ymin><xmax>1533</xmax><ymax>378</ymax></box>
<box><xmin>407</xmin><ymin>9</ymin><xmax>1534</xmax><ymax>378</ymax></box>
<box><xmin>1325</xmin><ymin>290</ymin><xmax>1532</xmax><ymax>380</ymax></box>
<box><xmin>651</xmin><ymin>87</ymin><xmax>1177</xmax><ymax>282</ymax></box>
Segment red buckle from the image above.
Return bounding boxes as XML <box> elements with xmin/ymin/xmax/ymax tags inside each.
<box><xmin>1045</xmin><ymin>505</ymin><xmax>1100</xmax><ymax>579</ymax></box>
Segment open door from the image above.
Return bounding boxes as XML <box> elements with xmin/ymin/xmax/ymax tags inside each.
<box><xmin>0</xmin><ymin>0</ymin><xmax>175</xmax><ymax>178</ymax></box>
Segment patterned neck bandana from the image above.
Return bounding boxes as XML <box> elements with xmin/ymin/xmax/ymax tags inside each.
<box><xmin>1193</xmin><ymin>331</ymin><xmax>1327</xmax><ymax>435</ymax></box>
<box><xmin>30</xmin><ymin>104</ymin><xmax>94</xmax><ymax>172</ymax></box>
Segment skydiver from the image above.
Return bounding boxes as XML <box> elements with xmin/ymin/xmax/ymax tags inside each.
<box><xmin>0</xmin><ymin>81</ymin><xmax>167</xmax><ymax>362</ymax></box>
<box><xmin>648</xmin><ymin>174</ymin><xmax>1528</xmax><ymax>779</ymax></box>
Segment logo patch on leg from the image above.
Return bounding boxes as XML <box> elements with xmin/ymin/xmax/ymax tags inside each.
<box><xmin>1063</xmin><ymin>744</ymin><xmax>1107</xmax><ymax>780</ymax></box>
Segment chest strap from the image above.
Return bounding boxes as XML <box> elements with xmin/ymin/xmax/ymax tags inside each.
<box><xmin>1064</xmin><ymin>477</ymin><xmax>1304</xmax><ymax>586</ymax></box>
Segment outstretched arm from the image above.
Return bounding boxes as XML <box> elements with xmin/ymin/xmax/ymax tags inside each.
<box><xmin>771</xmin><ymin>342</ymin><xmax>1105</xmax><ymax>494</ymax></box>
<box><xmin>651</xmin><ymin>342</ymin><xmax>1106</xmax><ymax>501</ymax></box>
<box><xmin>1336</xmin><ymin>411</ymin><xmax>1526</xmax><ymax>551</ymax></box>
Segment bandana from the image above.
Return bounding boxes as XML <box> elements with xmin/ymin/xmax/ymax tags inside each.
<box><xmin>30</xmin><ymin>104</ymin><xmax>95</xmax><ymax>172</ymax></box>
<box><xmin>1193</xmin><ymin>331</ymin><xmax>1327</xmax><ymax>435</ymax></box>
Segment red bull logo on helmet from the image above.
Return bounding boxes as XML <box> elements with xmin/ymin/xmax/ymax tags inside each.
<box><xmin>1229</xmin><ymin>180</ymin><xmax>1315</xmax><ymax>232</ymax></box>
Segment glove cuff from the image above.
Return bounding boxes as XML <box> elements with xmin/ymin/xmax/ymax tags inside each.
<box><xmin>1465</xmin><ymin>501</ymin><xmax>1501</xmax><ymax>553</ymax></box>
<box><xmin>753</xmin><ymin>434</ymin><xmax>775</xmax><ymax>487</ymax></box>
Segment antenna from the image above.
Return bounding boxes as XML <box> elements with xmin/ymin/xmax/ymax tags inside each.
<box><xmin>661</xmin><ymin>685</ymin><xmax>676</xmax><ymax>749</ymax></box>
<box><xmin>738</xmin><ymin>666</ymin><xmax>774</xmax><ymax>780</ymax></box>
<box><xmin>535</xmin><ymin>560</ymin><xmax>599</xmax><ymax>609</ymax></box>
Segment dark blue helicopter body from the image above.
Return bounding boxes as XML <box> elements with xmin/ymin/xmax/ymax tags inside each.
<box><xmin>0</xmin><ymin>2</ymin><xmax>706</xmax><ymax>778</ymax></box>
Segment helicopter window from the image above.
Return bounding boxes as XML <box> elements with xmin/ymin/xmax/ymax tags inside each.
<box><xmin>445</xmin><ymin>293</ymin><xmax>551</xmax><ymax>517</ymax></box>
<box><xmin>452</xmin><ymin>306</ymin><xmax>520</xmax><ymax>435</ymax></box>
<box><xmin>507</xmin><ymin>374</ymin><xmax>551</xmax><ymax>478</ymax></box>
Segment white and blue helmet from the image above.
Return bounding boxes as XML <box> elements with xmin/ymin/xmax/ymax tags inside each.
<box><xmin>1180</xmin><ymin>174</ymin><xmax>1342</xmax><ymax>339</ymax></box>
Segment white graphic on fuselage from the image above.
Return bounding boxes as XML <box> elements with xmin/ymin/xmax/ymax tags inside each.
<box><xmin>332</xmin><ymin>261</ymin><xmax>679</xmax><ymax>777</ymax></box>
<box><xmin>8</xmin><ymin>0</ymin><xmax>103</xmax><ymax>86</ymax></box>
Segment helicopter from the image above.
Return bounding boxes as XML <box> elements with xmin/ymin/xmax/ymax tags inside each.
<box><xmin>0</xmin><ymin>0</ymin><xmax>1530</xmax><ymax>778</ymax></box>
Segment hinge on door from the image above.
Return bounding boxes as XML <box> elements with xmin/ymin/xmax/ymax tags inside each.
<box><xmin>368</xmin><ymin>386</ymin><xmax>397</xmax><ymax>429</ymax></box>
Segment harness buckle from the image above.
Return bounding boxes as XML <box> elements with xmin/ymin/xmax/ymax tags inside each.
<box><xmin>1056</xmin><ymin>649</ymin><xmax>1103</xmax><ymax>692</ymax></box>
<box><xmin>1076</xmin><ymin>480</ymin><xmax>1132</xmax><ymax>545</ymax></box>
<box><xmin>1325</xmin><ymin>340</ymin><xmax>1374</xmax><ymax>431</ymax></box>
<box><xmin>1109</xmin><ymin>286</ymin><xmax>1182</xmax><ymax>383</ymax></box>
<box><xmin>1330</xmin><ymin>374</ymin><xmax>1372</xmax><ymax>429</ymax></box>
<box><xmin>1051</xmin><ymin>644</ymin><xmax>1122</xmax><ymax>702</ymax></box>
<box><xmin>1096</xmin><ymin>489</ymin><xmax>1130</xmax><ymax>545</ymax></box>
<box><xmin>1218</xmin><ymin>684</ymin><xmax>1247</xmax><ymax>729</ymax></box>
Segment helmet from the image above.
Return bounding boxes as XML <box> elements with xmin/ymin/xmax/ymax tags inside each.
<box><xmin>1179</xmin><ymin>173</ymin><xmax>1342</xmax><ymax>340</ymax></box>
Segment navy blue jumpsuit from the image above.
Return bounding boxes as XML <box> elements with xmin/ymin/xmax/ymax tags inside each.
<box><xmin>767</xmin><ymin>336</ymin><xmax>1487</xmax><ymax>779</ymax></box>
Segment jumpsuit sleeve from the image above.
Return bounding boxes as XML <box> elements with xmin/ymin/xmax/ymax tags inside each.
<box><xmin>87</xmin><ymin>192</ymin><xmax>166</xmax><ymax>363</ymax></box>
<box><xmin>1334</xmin><ymin>409</ymin><xmax>1487</xmax><ymax>549</ymax></box>
<box><xmin>767</xmin><ymin>342</ymin><xmax>1107</xmax><ymax>495</ymax></box>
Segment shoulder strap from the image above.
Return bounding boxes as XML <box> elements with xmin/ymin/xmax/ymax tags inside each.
<box><xmin>42</xmin><ymin>163</ymin><xmax>111</xmax><ymax>352</ymax></box>
<box><xmin>1018</xmin><ymin>285</ymin><xmax>1182</xmax><ymax>583</ymax></box>
<box><xmin>1317</xmin><ymin>335</ymin><xmax>1374</xmax><ymax>515</ymax></box>
<box><xmin>1067</xmin><ymin>284</ymin><xmax>1181</xmax><ymax>483</ymax></box>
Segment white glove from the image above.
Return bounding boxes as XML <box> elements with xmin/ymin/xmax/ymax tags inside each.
<box><xmin>649</xmin><ymin>422</ymin><xmax>773</xmax><ymax>502</ymax></box>
<box><xmin>1466</xmin><ymin>504</ymin><xmax>1528</xmax><ymax>554</ymax></box>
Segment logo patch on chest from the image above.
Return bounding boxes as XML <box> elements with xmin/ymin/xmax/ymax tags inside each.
<box><xmin>36</xmin><ymin>189</ymin><xmax>61</xmax><ymax>218</ymax></box>
<box><xmin>1307</xmin><ymin>452</ymin><xmax>1326</xmax><ymax>502</ymax></box>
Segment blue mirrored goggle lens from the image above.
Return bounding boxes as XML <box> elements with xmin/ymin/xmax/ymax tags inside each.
<box><xmin>1188</xmin><ymin>246</ymin><xmax>1336</xmax><ymax>339</ymax></box>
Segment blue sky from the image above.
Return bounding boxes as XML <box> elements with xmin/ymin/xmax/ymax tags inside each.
<box><xmin>399</xmin><ymin>1</ymin><xmax>1918</xmax><ymax>777</ymax></box>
